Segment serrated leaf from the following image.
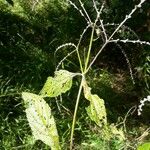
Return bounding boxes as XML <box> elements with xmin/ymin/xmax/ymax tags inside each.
<box><xmin>83</xmin><ymin>80</ymin><xmax>107</xmax><ymax>127</ymax></box>
<box><xmin>85</xmin><ymin>94</ymin><xmax>107</xmax><ymax>127</ymax></box>
<box><xmin>40</xmin><ymin>70</ymin><xmax>73</xmax><ymax>97</ymax></box>
<box><xmin>22</xmin><ymin>92</ymin><xmax>60</xmax><ymax>150</ymax></box>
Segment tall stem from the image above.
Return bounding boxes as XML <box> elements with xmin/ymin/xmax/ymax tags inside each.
<box><xmin>76</xmin><ymin>47</ymin><xmax>84</xmax><ymax>73</ymax></box>
<box><xmin>70</xmin><ymin>77</ymin><xmax>84</xmax><ymax>150</ymax></box>
<box><xmin>84</xmin><ymin>26</ymin><xmax>95</xmax><ymax>72</ymax></box>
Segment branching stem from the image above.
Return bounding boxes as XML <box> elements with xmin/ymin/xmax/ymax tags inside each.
<box><xmin>84</xmin><ymin>26</ymin><xmax>95</xmax><ymax>72</ymax></box>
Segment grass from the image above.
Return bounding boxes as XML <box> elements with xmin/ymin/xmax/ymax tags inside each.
<box><xmin>0</xmin><ymin>67</ymin><xmax>149</xmax><ymax>149</ymax></box>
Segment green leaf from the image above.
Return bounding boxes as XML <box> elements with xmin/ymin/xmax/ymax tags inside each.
<box><xmin>40</xmin><ymin>70</ymin><xmax>74</xmax><ymax>97</ymax></box>
<box><xmin>83</xmin><ymin>80</ymin><xmax>107</xmax><ymax>127</ymax></box>
<box><xmin>22</xmin><ymin>92</ymin><xmax>60</xmax><ymax>150</ymax></box>
<box><xmin>138</xmin><ymin>143</ymin><xmax>150</xmax><ymax>150</ymax></box>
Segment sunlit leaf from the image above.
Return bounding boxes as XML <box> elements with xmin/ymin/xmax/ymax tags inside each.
<box><xmin>83</xmin><ymin>79</ymin><xmax>107</xmax><ymax>127</ymax></box>
<box><xmin>22</xmin><ymin>92</ymin><xmax>60</xmax><ymax>150</ymax></box>
<box><xmin>138</xmin><ymin>143</ymin><xmax>150</xmax><ymax>150</ymax></box>
<box><xmin>40</xmin><ymin>70</ymin><xmax>74</xmax><ymax>97</ymax></box>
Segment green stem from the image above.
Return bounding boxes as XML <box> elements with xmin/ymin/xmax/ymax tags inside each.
<box><xmin>70</xmin><ymin>77</ymin><xmax>84</xmax><ymax>150</ymax></box>
<box><xmin>76</xmin><ymin>47</ymin><xmax>84</xmax><ymax>73</ymax></box>
<box><xmin>84</xmin><ymin>25</ymin><xmax>95</xmax><ymax>72</ymax></box>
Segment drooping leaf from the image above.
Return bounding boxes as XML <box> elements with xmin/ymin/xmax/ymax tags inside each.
<box><xmin>85</xmin><ymin>95</ymin><xmax>107</xmax><ymax>127</ymax></box>
<box><xmin>22</xmin><ymin>92</ymin><xmax>60</xmax><ymax>150</ymax></box>
<box><xmin>83</xmin><ymin>79</ymin><xmax>107</xmax><ymax>127</ymax></box>
<box><xmin>40</xmin><ymin>70</ymin><xmax>74</xmax><ymax>97</ymax></box>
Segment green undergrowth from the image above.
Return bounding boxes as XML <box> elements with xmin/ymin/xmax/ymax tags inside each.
<box><xmin>0</xmin><ymin>69</ymin><xmax>149</xmax><ymax>149</ymax></box>
<box><xmin>0</xmin><ymin>0</ymin><xmax>150</xmax><ymax>149</ymax></box>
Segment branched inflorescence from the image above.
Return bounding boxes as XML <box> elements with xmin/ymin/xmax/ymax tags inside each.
<box><xmin>138</xmin><ymin>95</ymin><xmax>150</xmax><ymax>115</ymax></box>
<box><xmin>55</xmin><ymin>43</ymin><xmax>77</xmax><ymax>70</ymax></box>
<box><xmin>110</xmin><ymin>39</ymin><xmax>150</xmax><ymax>45</ymax></box>
<box><xmin>56</xmin><ymin>0</ymin><xmax>148</xmax><ymax>83</ymax></box>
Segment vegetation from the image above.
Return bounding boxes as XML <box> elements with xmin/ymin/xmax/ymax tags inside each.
<box><xmin>0</xmin><ymin>0</ymin><xmax>150</xmax><ymax>149</ymax></box>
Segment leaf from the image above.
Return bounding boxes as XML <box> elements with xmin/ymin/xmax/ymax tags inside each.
<box><xmin>85</xmin><ymin>95</ymin><xmax>107</xmax><ymax>127</ymax></box>
<box><xmin>138</xmin><ymin>143</ymin><xmax>150</xmax><ymax>150</ymax></box>
<box><xmin>83</xmin><ymin>79</ymin><xmax>107</xmax><ymax>127</ymax></box>
<box><xmin>40</xmin><ymin>70</ymin><xmax>74</xmax><ymax>97</ymax></box>
<box><xmin>22</xmin><ymin>92</ymin><xmax>60</xmax><ymax>150</ymax></box>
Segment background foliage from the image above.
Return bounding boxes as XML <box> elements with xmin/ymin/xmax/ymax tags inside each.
<box><xmin>0</xmin><ymin>0</ymin><xmax>149</xmax><ymax>149</ymax></box>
